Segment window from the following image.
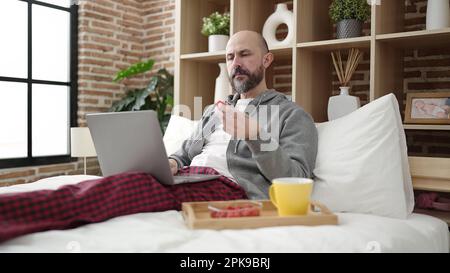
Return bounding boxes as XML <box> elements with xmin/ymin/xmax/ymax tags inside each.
<box><xmin>0</xmin><ymin>0</ymin><xmax>78</xmax><ymax>169</ymax></box>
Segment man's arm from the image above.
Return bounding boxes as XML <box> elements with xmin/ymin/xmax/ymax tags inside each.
<box><xmin>245</xmin><ymin>107</ymin><xmax>318</xmax><ymax>181</ymax></box>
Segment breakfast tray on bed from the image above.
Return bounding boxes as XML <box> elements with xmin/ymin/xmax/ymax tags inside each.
<box><xmin>182</xmin><ymin>200</ymin><xmax>338</xmax><ymax>230</ymax></box>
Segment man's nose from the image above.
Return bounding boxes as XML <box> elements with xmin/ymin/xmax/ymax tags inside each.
<box><xmin>230</xmin><ymin>56</ymin><xmax>242</xmax><ymax>72</ymax></box>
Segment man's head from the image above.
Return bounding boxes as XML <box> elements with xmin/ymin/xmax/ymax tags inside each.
<box><xmin>225</xmin><ymin>31</ymin><xmax>273</xmax><ymax>94</ymax></box>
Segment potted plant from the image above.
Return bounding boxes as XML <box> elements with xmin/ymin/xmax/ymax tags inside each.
<box><xmin>110</xmin><ymin>59</ymin><xmax>174</xmax><ymax>133</ymax></box>
<box><xmin>329</xmin><ymin>0</ymin><xmax>371</xmax><ymax>39</ymax></box>
<box><xmin>201</xmin><ymin>11</ymin><xmax>230</xmax><ymax>52</ymax></box>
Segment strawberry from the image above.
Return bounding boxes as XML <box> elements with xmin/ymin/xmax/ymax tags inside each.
<box><xmin>228</xmin><ymin>211</ymin><xmax>240</xmax><ymax>217</ymax></box>
<box><xmin>249</xmin><ymin>209</ymin><xmax>260</xmax><ymax>216</ymax></box>
<box><xmin>240</xmin><ymin>209</ymin><xmax>251</xmax><ymax>217</ymax></box>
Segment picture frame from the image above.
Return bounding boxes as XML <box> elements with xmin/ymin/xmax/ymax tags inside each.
<box><xmin>404</xmin><ymin>92</ymin><xmax>450</xmax><ymax>124</ymax></box>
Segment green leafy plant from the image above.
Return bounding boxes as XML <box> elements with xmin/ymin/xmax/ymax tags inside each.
<box><xmin>113</xmin><ymin>59</ymin><xmax>155</xmax><ymax>82</ymax></box>
<box><xmin>329</xmin><ymin>0</ymin><xmax>371</xmax><ymax>23</ymax></box>
<box><xmin>201</xmin><ymin>11</ymin><xmax>230</xmax><ymax>36</ymax></box>
<box><xmin>110</xmin><ymin>60</ymin><xmax>174</xmax><ymax>133</ymax></box>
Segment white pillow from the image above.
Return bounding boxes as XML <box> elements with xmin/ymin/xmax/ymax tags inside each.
<box><xmin>163</xmin><ymin>115</ymin><xmax>199</xmax><ymax>156</ymax></box>
<box><xmin>312</xmin><ymin>93</ymin><xmax>414</xmax><ymax>219</ymax></box>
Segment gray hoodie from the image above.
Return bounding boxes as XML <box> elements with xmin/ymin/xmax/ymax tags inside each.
<box><xmin>169</xmin><ymin>89</ymin><xmax>318</xmax><ymax>199</ymax></box>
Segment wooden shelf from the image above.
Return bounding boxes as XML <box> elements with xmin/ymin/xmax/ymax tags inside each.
<box><xmin>376</xmin><ymin>28</ymin><xmax>450</xmax><ymax>48</ymax></box>
<box><xmin>412</xmin><ymin>177</ymin><xmax>450</xmax><ymax>193</ymax></box>
<box><xmin>414</xmin><ymin>209</ymin><xmax>450</xmax><ymax>225</ymax></box>
<box><xmin>404</xmin><ymin>124</ymin><xmax>450</xmax><ymax>131</ymax></box>
<box><xmin>180</xmin><ymin>51</ymin><xmax>226</xmax><ymax>63</ymax></box>
<box><xmin>178</xmin><ymin>0</ymin><xmax>230</xmax><ymax>54</ymax></box>
<box><xmin>410</xmin><ymin>156</ymin><xmax>450</xmax><ymax>226</ymax></box>
<box><xmin>297</xmin><ymin>0</ymin><xmax>333</xmax><ymax>43</ymax></box>
<box><xmin>269</xmin><ymin>46</ymin><xmax>293</xmax><ymax>60</ymax></box>
<box><xmin>409</xmin><ymin>157</ymin><xmax>450</xmax><ymax>179</ymax></box>
<box><xmin>409</xmin><ymin>156</ymin><xmax>450</xmax><ymax>193</ymax></box>
<box><xmin>176</xmin><ymin>0</ymin><xmax>450</xmax><ymax>119</ymax></box>
<box><xmin>297</xmin><ymin>36</ymin><xmax>371</xmax><ymax>51</ymax></box>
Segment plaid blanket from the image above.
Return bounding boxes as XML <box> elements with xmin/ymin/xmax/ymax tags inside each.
<box><xmin>0</xmin><ymin>167</ymin><xmax>248</xmax><ymax>243</ymax></box>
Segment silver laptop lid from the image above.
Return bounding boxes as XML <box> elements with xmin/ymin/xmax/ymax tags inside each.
<box><xmin>86</xmin><ymin>110</ymin><xmax>174</xmax><ymax>184</ymax></box>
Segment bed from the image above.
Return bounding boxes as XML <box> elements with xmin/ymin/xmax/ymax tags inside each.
<box><xmin>0</xmin><ymin>175</ymin><xmax>447</xmax><ymax>253</ymax></box>
<box><xmin>0</xmin><ymin>94</ymin><xmax>448</xmax><ymax>253</ymax></box>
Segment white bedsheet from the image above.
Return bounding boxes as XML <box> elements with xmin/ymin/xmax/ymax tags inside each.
<box><xmin>0</xmin><ymin>175</ymin><xmax>448</xmax><ymax>253</ymax></box>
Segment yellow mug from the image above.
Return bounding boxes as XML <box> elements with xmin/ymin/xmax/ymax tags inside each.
<box><xmin>269</xmin><ymin>177</ymin><xmax>313</xmax><ymax>216</ymax></box>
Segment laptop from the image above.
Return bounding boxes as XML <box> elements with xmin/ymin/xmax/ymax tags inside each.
<box><xmin>86</xmin><ymin>110</ymin><xmax>221</xmax><ymax>185</ymax></box>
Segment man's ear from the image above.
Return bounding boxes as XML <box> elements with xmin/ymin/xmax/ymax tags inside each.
<box><xmin>263</xmin><ymin>52</ymin><xmax>274</xmax><ymax>69</ymax></box>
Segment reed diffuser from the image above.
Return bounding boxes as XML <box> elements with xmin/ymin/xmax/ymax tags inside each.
<box><xmin>328</xmin><ymin>48</ymin><xmax>363</xmax><ymax>121</ymax></box>
<box><xmin>331</xmin><ymin>48</ymin><xmax>363</xmax><ymax>89</ymax></box>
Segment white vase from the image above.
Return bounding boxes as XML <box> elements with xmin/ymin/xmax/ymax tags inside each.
<box><xmin>327</xmin><ymin>87</ymin><xmax>361</xmax><ymax>121</ymax></box>
<box><xmin>208</xmin><ymin>35</ymin><xmax>229</xmax><ymax>52</ymax></box>
<box><xmin>426</xmin><ymin>0</ymin><xmax>450</xmax><ymax>30</ymax></box>
<box><xmin>214</xmin><ymin>63</ymin><xmax>231</xmax><ymax>103</ymax></box>
<box><xmin>262</xmin><ymin>3</ymin><xmax>294</xmax><ymax>48</ymax></box>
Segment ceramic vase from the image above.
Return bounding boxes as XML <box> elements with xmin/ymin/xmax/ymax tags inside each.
<box><xmin>214</xmin><ymin>63</ymin><xmax>231</xmax><ymax>103</ymax></box>
<box><xmin>262</xmin><ymin>3</ymin><xmax>294</xmax><ymax>48</ymax></box>
<box><xmin>426</xmin><ymin>0</ymin><xmax>450</xmax><ymax>30</ymax></box>
<box><xmin>327</xmin><ymin>87</ymin><xmax>361</xmax><ymax>121</ymax></box>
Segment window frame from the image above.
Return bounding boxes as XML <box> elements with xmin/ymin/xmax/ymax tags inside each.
<box><xmin>0</xmin><ymin>0</ymin><xmax>78</xmax><ymax>169</ymax></box>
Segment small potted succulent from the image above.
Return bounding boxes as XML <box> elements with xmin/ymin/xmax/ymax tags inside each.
<box><xmin>329</xmin><ymin>0</ymin><xmax>371</xmax><ymax>39</ymax></box>
<box><xmin>201</xmin><ymin>11</ymin><xmax>230</xmax><ymax>52</ymax></box>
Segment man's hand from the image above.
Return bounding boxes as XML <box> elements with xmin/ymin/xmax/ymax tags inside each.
<box><xmin>217</xmin><ymin>104</ymin><xmax>260</xmax><ymax>140</ymax></box>
<box><xmin>168</xmin><ymin>159</ymin><xmax>179</xmax><ymax>175</ymax></box>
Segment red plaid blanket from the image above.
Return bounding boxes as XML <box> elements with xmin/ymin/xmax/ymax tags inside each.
<box><xmin>0</xmin><ymin>166</ymin><xmax>248</xmax><ymax>243</ymax></box>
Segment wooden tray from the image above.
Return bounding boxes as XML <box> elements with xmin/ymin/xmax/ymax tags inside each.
<box><xmin>182</xmin><ymin>200</ymin><xmax>338</xmax><ymax>230</ymax></box>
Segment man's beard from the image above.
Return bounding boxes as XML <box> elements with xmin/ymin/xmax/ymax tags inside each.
<box><xmin>229</xmin><ymin>65</ymin><xmax>264</xmax><ymax>94</ymax></box>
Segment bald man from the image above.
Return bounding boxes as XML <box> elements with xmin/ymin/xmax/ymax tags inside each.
<box><xmin>169</xmin><ymin>31</ymin><xmax>318</xmax><ymax>199</ymax></box>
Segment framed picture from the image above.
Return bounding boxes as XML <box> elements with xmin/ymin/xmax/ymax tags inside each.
<box><xmin>404</xmin><ymin>92</ymin><xmax>450</xmax><ymax>124</ymax></box>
